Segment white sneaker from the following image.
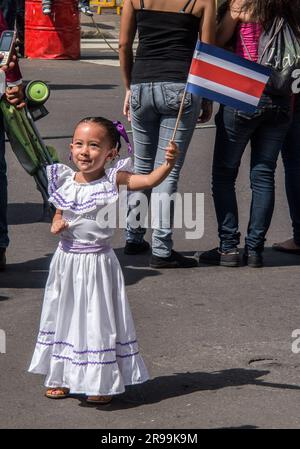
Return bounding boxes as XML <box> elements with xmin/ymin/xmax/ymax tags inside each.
<box><xmin>42</xmin><ymin>6</ymin><xmax>51</xmax><ymax>15</ymax></box>
<box><xmin>79</xmin><ymin>5</ymin><xmax>93</xmax><ymax>16</ymax></box>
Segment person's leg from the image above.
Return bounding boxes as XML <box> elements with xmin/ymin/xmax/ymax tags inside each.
<box><xmin>0</xmin><ymin>0</ymin><xmax>16</xmax><ymax>29</ymax></box>
<box><xmin>279</xmin><ymin>99</ymin><xmax>300</xmax><ymax>247</ymax></box>
<box><xmin>125</xmin><ymin>83</ymin><xmax>160</xmax><ymax>252</ymax></box>
<box><xmin>149</xmin><ymin>82</ymin><xmax>201</xmax><ymax>262</ymax></box>
<box><xmin>245</xmin><ymin>104</ymin><xmax>292</xmax><ymax>260</ymax></box>
<box><xmin>212</xmin><ymin>107</ymin><xmax>257</xmax><ymax>252</ymax></box>
<box><xmin>0</xmin><ymin>115</ymin><xmax>9</xmax><ymax>270</ymax></box>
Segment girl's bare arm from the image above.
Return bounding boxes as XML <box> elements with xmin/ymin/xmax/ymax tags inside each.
<box><xmin>51</xmin><ymin>209</ymin><xmax>69</xmax><ymax>235</ymax></box>
<box><xmin>116</xmin><ymin>141</ymin><xmax>179</xmax><ymax>191</ymax></box>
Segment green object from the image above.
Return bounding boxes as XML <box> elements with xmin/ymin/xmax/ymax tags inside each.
<box><xmin>25</xmin><ymin>80</ymin><xmax>50</xmax><ymax>104</ymax></box>
<box><xmin>0</xmin><ymin>100</ymin><xmax>59</xmax><ymax>176</ymax></box>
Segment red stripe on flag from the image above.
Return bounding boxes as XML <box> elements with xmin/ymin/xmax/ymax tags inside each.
<box><xmin>190</xmin><ymin>59</ymin><xmax>266</xmax><ymax>98</ymax></box>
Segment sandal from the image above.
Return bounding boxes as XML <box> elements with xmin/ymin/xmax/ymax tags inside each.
<box><xmin>45</xmin><ymin>387</ymin><xmax>69</xmax><ymax>399</ymax></box>
<box><xmin>86</xmin><ymin>395</ymin><xmax>112</xmax><ymax>405</ymax></box>
<box><xmin>272</xmin><ymin>239</ymin><xmax>300</xmax><ymax>254</ymax></box>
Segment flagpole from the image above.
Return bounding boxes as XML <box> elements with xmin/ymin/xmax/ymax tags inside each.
<box><xmin>171</xmin><ymin>87</ymin><xmax>187</xmax><ymax>142</ymax></box>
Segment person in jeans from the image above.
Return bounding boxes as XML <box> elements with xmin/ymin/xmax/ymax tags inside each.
<box><xmin>199</xmin><ymin>0</ymin><xmax>299</xmax><ymax>268</ymax></box>
<box><xmin>0</xmin><ymin>8</ymin><xmax>24</xmax><ymax>270</ymax></box>
<box><xmin>273</xmin><ymin>95</ymin><xmax>300</xmax><ymax>255</ymax></box>
<box><xmin>119</xmin><ymin>0</ymin><xmax>216</xmax><ymax>268</ymax></box>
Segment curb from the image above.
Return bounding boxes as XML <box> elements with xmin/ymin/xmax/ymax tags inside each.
<box><xmin>81</xmin><ymin>29</ymin><xmax>117</xmax><ymax>39</ymax></box>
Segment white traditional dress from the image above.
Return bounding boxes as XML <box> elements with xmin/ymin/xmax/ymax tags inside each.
<box><xmin>28</xmin><ymin>158</ymin><xmax>149</xmax><ymax>396</ymax></box>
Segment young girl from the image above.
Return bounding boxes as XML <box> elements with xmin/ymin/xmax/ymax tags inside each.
<box><xmin>28</xmin><ymin>117</ymin><xmax>178</xmax><ymax>404</ymax></box>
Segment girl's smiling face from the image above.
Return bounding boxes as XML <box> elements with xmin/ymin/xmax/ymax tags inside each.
<box><xmin>70</xmin><ymin>122</ymin><xmax>116</xmax><ymax>177</ymax></box>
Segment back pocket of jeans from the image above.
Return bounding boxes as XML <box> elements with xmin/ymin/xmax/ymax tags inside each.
<box><xmin>162</xmin><ymin>84</ymin><xmax>192</xmax><ymax>112</ymax></box>
<box><xmin>130</xmin><ymin>84</ymin><xmax>141</xmax><ymax>111</ymax></box>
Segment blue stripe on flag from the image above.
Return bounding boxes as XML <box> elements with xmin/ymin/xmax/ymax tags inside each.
<box><xmin>195</xmin><ymin>41</ymin><xmax>271</xmax><ymax>77</ymax></box>
<box><xmin>186</xmin><ymin>82</ymin><xmax>258</xmax><ymax>113</ymax></box>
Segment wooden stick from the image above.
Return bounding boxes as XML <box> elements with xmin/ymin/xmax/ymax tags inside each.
<box><xmin>171</xmin><ymin>88</ymin><xmax>187</xmax><ymax>142</ymax></box>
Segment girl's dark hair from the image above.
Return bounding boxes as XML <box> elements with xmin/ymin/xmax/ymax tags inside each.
<box><xmin>238</xmin><ymin>0</ymin><xmax>300</xmax><ymax>34</ymax></box>
<box><xmin>76</xmin><ymin>116</ymin><xmax>121</xmax><ymax>151</ymax></box>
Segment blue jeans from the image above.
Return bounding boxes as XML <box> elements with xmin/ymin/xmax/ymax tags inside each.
<box><xmin>0</xmin><ymin>113</ymin><xmax>8</xmax><ymax>248</ymax></box>
<box><xmin>281</xmin><ymin>96</ymin><xmax>300</xmax><ymax>245</ymax></box>
<box><xmin>126</xmin><ymin>82</ymin><xmax>201</xmax><ymax>257</ymax></box>
<box><xmin>212</xmin><ymin>94</ymin><xmax>292</xmax><ymax>253</ymax></box>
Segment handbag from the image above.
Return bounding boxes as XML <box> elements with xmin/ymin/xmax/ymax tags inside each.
<box><xmin>257</xmin><ymin>18</ymin><xmax>300</xmax><ymax>96</ymax></box>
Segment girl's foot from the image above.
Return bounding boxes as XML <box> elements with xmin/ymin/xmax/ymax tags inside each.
<box><xmin>86</xmin><ymin>395</ymin><xmax>112</xmax><ymax>405</ymax></box>
<box><xmin>272</xmin><ymin>238</ymin><xmax>300</xmax><ymax>254</ymax></box>
<box><xmin>45</xmin><ymin>387</ymin><xmax>69</xmax><ymax>399</ymax></box>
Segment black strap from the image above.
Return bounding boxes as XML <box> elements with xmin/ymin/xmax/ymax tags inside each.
<box><xmin>180</xmin><ymin>0</ymin><xmax>196</xmax><ymax>13</ymax></box>
<box><xmin>190</xmin><ymin>0</ymin><xmax>197</xmax><ymax>13</ymax></box>
<box><xmin>140</xmin><ymin>0</ymin><xmax>144</xmax><ymax>9</ymax></box>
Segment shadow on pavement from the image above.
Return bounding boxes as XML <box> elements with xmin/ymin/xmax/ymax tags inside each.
<box><xmin>0</xmin><ymin>254</ymin><xmax>52</xmax><ymax>289</ymax></box>
<box><xmin>8</xmin><ymin>203</ymin><xmax>52</xmax><ymax>225</ymax></box>
<box><xmin>0</xmin><ymin>251</ymin><xmax>161</xmax><ymax>289</ymax></box>
<box><xmin>262</xmin><ymin>247</ymin><xmax>300</xmax><ymax>267</ymax></box>
<box><xmin>75</xmin><ymin>368</ymin><xmax>300</xmax><ymax>411</ymax></box>
<box><xmin>198</xmin><ymin>247</ymin><xmax>300</xmax><ymax>268</ymax></box>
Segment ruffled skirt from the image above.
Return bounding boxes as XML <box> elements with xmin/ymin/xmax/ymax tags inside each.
<box><xmin>28</xmin><ymin>247</ymin><xmax>149</xmax><ymax>396</ymax></box>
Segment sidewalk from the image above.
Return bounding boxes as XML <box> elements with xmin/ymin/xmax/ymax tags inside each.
<box><xmin>80</xmin><ymin>9</ymin><xmax>121</xmax><ymax>39</ymax></box>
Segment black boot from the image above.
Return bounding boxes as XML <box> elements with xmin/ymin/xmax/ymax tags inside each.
<box><xmin>150</xmin><ymin>250</ymin><xmax>198</xmax><ymax>269</ymax></box>
<box><xmin>199</xmin><ymin>247</ymin><xmax>240</xmax><ymax>267</ymax></box>
<box><xmin>243</xmin><ymin>248</ymin><xmax>263</xmax><ymax>268</ymax></box>
<box><xmin>124</xmin><ymin>240</ymin><xmax>150</xmax><ymax>255</ymax></box>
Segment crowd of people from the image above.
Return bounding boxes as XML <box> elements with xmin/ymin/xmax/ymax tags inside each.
<box><xmin>0</xmin><ymin>0</ymin><xmax>300</xmax><ymax>404</ymax></box>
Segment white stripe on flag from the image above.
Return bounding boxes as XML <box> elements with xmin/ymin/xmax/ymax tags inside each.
<box><xmin>187</xmin><ymin>74</ymin><xmax>259</xmax><ymax>106</ymax></box>
<box><xmin>193</xmin><ymin>51</ymin><xmax>269</xmax><ymax>84</ymax></box>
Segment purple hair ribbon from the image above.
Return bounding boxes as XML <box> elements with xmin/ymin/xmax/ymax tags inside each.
<box><xmin>113</xmin><ymin>120</ymin><xmax>133</xmax><ymax>154</ymax></box>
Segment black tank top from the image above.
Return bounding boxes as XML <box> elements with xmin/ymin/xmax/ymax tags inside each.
<box><xmin>131</xmin><ymin>0</ymin><xmax>200</xmax><ymax>84</ymax></box>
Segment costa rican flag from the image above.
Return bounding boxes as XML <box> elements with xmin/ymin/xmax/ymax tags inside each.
<box><xmin>186</xmin><ymin>41</ymin><xmax>271</xmax><ymax>113</ymax></box>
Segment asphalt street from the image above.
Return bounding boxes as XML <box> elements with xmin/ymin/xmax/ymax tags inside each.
<box><xmin>0</xmin><ymin>14</ymin><xmax>300</xmax><ymax>429</ymax></box>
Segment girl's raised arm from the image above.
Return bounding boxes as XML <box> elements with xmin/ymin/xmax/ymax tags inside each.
<box><xmin>116</xmin><ymin>141</ymin><xmax>179</xmax><ymax>191</ymax></box>
<box><xmin>119</xmin><ymin>0</ymin><xmax>137</xmax><ymax>120</ymax></box>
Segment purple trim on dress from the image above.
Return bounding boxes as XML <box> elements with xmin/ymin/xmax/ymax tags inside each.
<box><xmin>116</xmin><ymin>339</ymin><xmax>137</xmax><ymax>346</ymax></box>
<box><xmin>37</xmin><ymin>336</ymin><xmax>138</xmax><ymax>353</ymax></box>
<box><xmin>51</xmin><ymin>188</ymin><xmax>118</xmax><ymax>212</ymax></box>
<box><xmin>37</xmin><ymin>340</ymin><xmax>74</xmax><ymax>348</ymax></box>
<box><xmin>59</xmin><ymin>239</ymin><xmax>111</xmax><ymax>254</ymax></box>
<box><xmin>116</xmin><ymin>351</ymin><xmax>139</xmax><ymax>359</ymax></box>
<box><xmin>74</xmin><ymin>348</ymin><xmax>115</xmax><ymax>354</ymax></box>
<box><xmin>51</xmin><ymin>351</ymin><xmax>140</xmax><ymax>365</ymax></box>
<box><xmin>52</xmin><ymin>354</ymin><xmax>117</xmax><ymax>365</ymax></box>
<box><xmin>39</xmin><ymin>330</ymin><xmax>55</xmax><ymax>335</ymax></box>
<box><xmin>49</xmin><ymin>164</ymin><xmax>59</xmax><ymax>195</ymax></box>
